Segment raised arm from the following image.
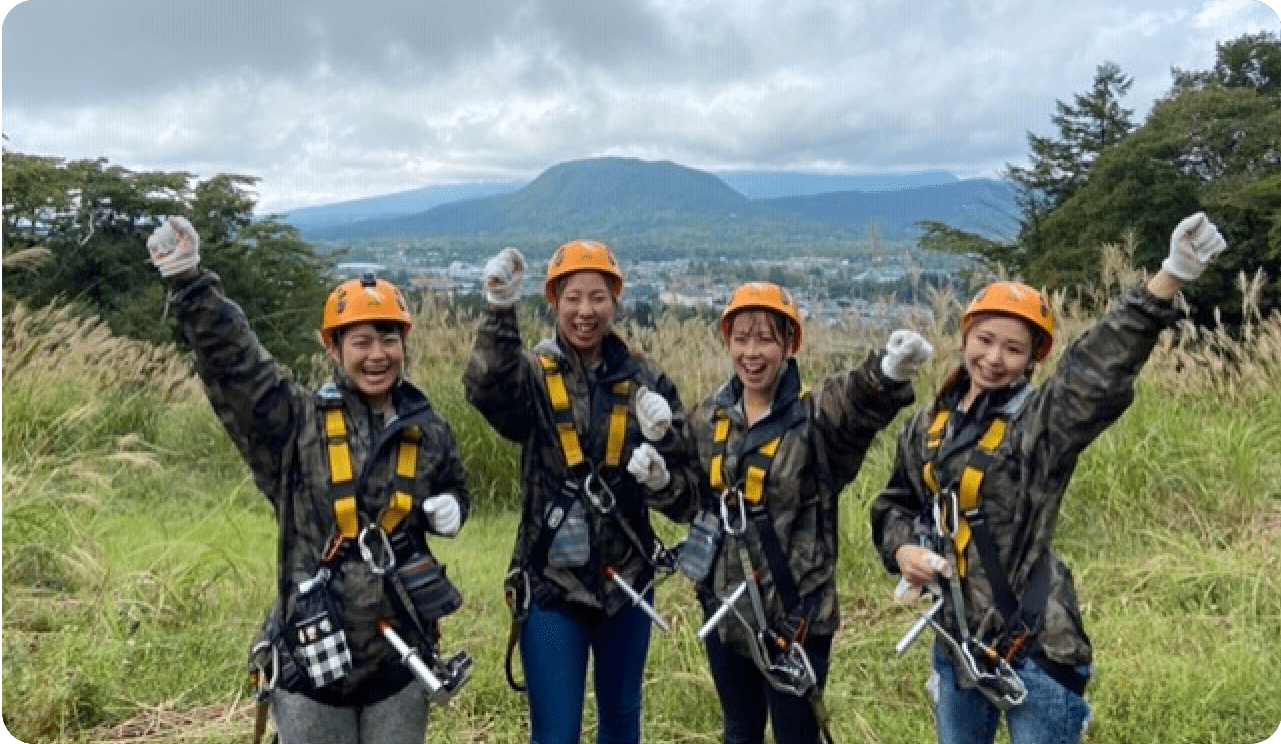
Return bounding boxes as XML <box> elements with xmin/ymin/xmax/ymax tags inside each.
<box><xmin>463</xmin><ymin>247</ymin><xmax>539</xmax><ymax>442</ymax></box>
<box><xmin>146</xmin><ymin>216</ymin><xmax>302</xmax><ymax>506</ymax></box>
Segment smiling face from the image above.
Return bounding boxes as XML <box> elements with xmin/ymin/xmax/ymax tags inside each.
<box><xmin>727</xmin><ymin>310</ymin><xmax>790</xmax><ymax>402</ymax></box>
<box><xmin>961</xmin><ymin>313</ymin><xmax>1035</xmax><ymax>401</ymax></box>
<box><xmin>327</xmin><ymin>321</ymin><xmax>406</xmax><ymax>408</ymax></box>
<box><xmin>555</xmin><ymin>270</ymin><xmax>617</xmax><ymax>363</ymax></box>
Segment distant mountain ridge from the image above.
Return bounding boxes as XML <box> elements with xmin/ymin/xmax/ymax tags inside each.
<box><xmin>714</xmin><ymin>169</ymin><xmax>959</xmax><ymax>198</ymax></box>
<box><xmin>292</xmin><ymin>157</ymin><xmax>1017</xmax><ymax>243</ymax></box>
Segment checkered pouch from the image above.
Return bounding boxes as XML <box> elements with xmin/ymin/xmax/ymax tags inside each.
<box><xmin>290</xmin><ymin>575</ymin><xmax>353</xmax><ymax>689</ymax></box>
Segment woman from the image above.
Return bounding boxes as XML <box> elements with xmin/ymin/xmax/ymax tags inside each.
<box><xmin>463</xmin><ymin>240</ymin><xmax>702</xmax><ymax>744</ymax></box>
<box><xmin>870</xmin><ymin>213</ymin><xmax>1228</xmax><ymax>744</ymax></box>
<box><xmin>144</xmin><ymin>216</ymin><xmax>473</xmax><ymax>744</ymax></box>
<box><xmin>686</xmin><ymin>281</ymin><xmax>933</xmax><ymax>744</ymax></box>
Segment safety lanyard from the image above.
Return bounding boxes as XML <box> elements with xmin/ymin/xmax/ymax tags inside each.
<box><xmin>539</xmin><ymin>353</ymin><xmax>631</xmax><ymax>471</ymax></box>
<box><xmin>922</xmin><ymin>408</ymin><xmax>1009</xmax><ymax>578</ymax></box>
<box><xmin>320</xmin><ymin>397</ymin><xmax>420</xmax><ymax>543</ymax></box>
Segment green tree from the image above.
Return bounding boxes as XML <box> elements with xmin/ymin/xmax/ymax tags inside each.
<box><xmin>1173</xmin><ymin>32</ymin><xmax>1281</xmax><ymax>101</ymax></box>
<box><xmin>1032</xmin><ymin>34</ymin><xmax>1281</xmax><ymax>325</ymax></box>
<box><xmin>2</xmin><ymin>151</ymin><xmax>334</xmax><ymax>370</ymax></box>
<box><xmin>1005</xmin><ymin>62</ymin><xmax>1136</xmax><ymax>255</ymax></box>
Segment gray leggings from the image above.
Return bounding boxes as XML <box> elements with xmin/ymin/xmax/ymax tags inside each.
<box><xmin>270</xmin><ymin>680</ymin><xmax>429</xmax><ymax>744</ymax></box>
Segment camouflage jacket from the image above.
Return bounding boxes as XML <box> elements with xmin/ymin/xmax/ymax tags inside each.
<box><xmin>871</xmin><ymin>284</ymin><xmax>1183</xmax><ymax>672</ymax></box>
<box><xmin>691</xmin><ymin>354</ymin><xmax>915</xmax><ymax>656</ymax></box>
<box><xmin>463</xmin><ymin>307</ymin><xmax>701</xmax><ymax>615</ymax></box>
<box><xmin>169</xmin><ymin>269</ymin><xmax>472</xmax><ymax>703</ymax></box>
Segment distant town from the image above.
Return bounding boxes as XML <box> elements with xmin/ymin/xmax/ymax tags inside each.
<box><xmin>332</xmin><ymin>237</ymin><xmax>968</xmax><ymax>332</ymax></box>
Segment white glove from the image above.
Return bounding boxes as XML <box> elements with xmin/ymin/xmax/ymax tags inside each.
<box><xmin>422</xmin><ymin>493</ymin><xmax>462</xmax><ymax>537</ymax></box>
<box><xmin>627</xmin><ymin>442</ymin><xmax>671</xmax><ymax>490</ymax></box>
<box><xmin>634</xmin><ymin>386</ymin><xmax>673</xmax><ymax>441</ymax></box>
<box><xmin>880</xmin><ymin>329</ymin><xmax>934</xmax><ymax>382</ymax></box>
<box><xmin>1161</xmin><ymin>212</ymin><xmax>1228</xmax><ymax>282</ymax></box>
<box><xmin>146</xmin><ymin>215</ymin><xmax>201</xmax><ymax>277</ymax></box>
<box><xmin>482</xmin><ymin>247</ymin><xmax>526</xmax><ymax>308</ymax></box>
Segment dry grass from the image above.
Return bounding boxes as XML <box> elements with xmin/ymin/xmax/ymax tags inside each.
<box><xmin>3</xmin><ymin>303</ymin><xmax>200</xmax><ymax>400</ymax></box>
<box><xmin>82</xmin><ymin>700</ymin><xmax>255</xmax><ymax>744</ymax></box>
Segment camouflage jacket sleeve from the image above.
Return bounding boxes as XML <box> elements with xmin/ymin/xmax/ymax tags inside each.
<box><xmin>1025</xmin><ymin>283</ymin><xmax>1183</xmax><ymax>466</ymax></box>
<box><xmin>168</xmin><ymin>269</ymin><xmax>304</xmax><ymax>508</ymax></box>
<box><xmin>869</xmin><ymin>436</ymin><xmax>927</xmax><ymax>573</ymax></box>
<box><xmin>634</xmin><ymin>358</ymin><xmax>704</xmax><ymax>524</ymax></box>
<box><xmin>463</xmin><ymin>307</ymin><xmax>539</xmax><ymax>443</ymax></box>
<box><xmin>811</xmin><ymin>350</ymin><xmax>917</xmax><ymax>489</ymax></box>
<box><xmin>420</xmin><ymin>406</ymin><xmax>474</xmax><ymax>531</ymax></box>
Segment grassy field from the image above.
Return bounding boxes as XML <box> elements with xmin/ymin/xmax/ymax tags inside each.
<box><xmin>3</xmin><ymin>266</ymin><xmax>1281</xmax><ymax>743</ymax></box>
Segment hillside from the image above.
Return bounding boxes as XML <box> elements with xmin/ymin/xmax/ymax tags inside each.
<box><xmin>761</xmin><ymin>178</ymin><xmax>1019</xmax><ymax>239</ymax></box>
<box><xmin>280</xmin><ymin>181</ymin><xmax>523</xmax><ymax>232</ymax></box>
<box><xmin>299</xmin><ymin>157</ymin><xmax>1017</xmax><ymax>245</ymax></box>
<box><xmin>306</xmin><ymin>157</ymin><xmax>824</xmax><ymax>242</ymax></box>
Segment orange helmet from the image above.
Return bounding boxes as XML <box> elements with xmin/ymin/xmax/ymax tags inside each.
<box><xmin>321</xmin><ymin>274</ymin><xmax>413</xmax><ymax>346</ymax></box>
<box><xmin>544</xmin><ymin>239</ymin><xmax>624</xmax><ymax>303</ymax></box>
<box><xmin>719</xmin><ymin>281</ymin><xmax>804</xmax><ymax>354</ymax></box>
<box><xmin>961</xmin><ymin>281</ymin><xmax>1056</xmax><ymax>361</ymax></box>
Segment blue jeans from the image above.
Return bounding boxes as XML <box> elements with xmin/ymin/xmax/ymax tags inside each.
<box><xmin>704</xmin><ymin>631</ymin><xmax>832</xmax><ymax>744</ymax></box>
<box><xmin>520</xmin><ymin>596</ymin><xmax>655</xmax><ymax>744</ymax></box>
<box><xmin>932</xmin><ymin>650</ymin><xmax>1092</xmax><ymax>744</ymax></box>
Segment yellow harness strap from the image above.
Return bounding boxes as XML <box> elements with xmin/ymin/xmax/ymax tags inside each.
<box><xmin>709</xmin><ymin>414</ymin><xmax>732</xmax><ymax>492</ymax></box>
<box><xmin>540</xmin><ymin>353</ymin><xmax>631</xmax><ymax>469</ymax></box>
<box><xmin>709</xmin><ymin>407</ymin><xmax>782</xmax><ymax>505</ymax></box>
<box><xmin>323</xmin><ymin>404</ymin><xmax>420</xmax><ymax>539</ymax></box>
<box><xmin>380</xmin><ymin>424</ymin><xmax>420</xmax><ymax>533</ymax></box>
<box><xmin>923</xmin><ymin>410</ymin><xmax>1009</xmax><ymax>578</ymax></box>
<box><xmin>743</xmin><ymin>437</ymin><xmax>781</xmax><ymax>505</ymax></box>
<box><xmin>541</xmin><ymin>354</ymin><xmax>586</xmax><ymax>468</ymax></box>
<box><xmin>326</xmin><ymin>408</ymin><xmax>361</xmax><ymax>539</ymax></box>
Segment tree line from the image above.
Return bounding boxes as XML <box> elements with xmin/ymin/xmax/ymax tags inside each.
<box><xmin>920</xmin><ymin>32</ymin><xmax>1281</xmax><ymax>328</ymax></box>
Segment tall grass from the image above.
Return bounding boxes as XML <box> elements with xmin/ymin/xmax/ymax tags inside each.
<box><xmin>4</xmin><ymin>255</ymin><xmax>1280</xmax><ymax>743</ymax></box>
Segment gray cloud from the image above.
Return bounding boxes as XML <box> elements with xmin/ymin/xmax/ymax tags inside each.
<box><xmin>3</xmin><ymin>0</ymin><xmax>1278</xmax><ymax>213</ymax></box>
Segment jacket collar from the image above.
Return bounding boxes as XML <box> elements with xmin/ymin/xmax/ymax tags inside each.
<box><xmin>535</xmin><ymin>329</ymin><xmax>639</xmax><ymax>383</ymax></box>
<box><xmin>329</xmin><ymin>366</ymin><xmax>431</xmax><ymax>423</ymax></box>
<box><xmin>711</xmin><ymin>358</ymin><xmax>807</xmax><ymax>451</ymax></box>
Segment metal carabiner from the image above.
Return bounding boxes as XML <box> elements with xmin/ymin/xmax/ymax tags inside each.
<box><xmin>358</xmin><ymin>523</ymin><xmax>396</xmax><ymax>576</ymax></box>
<box><xmin>583</xmin><ymin>469</ymin><xmax>616</xmax><ymax>515</ymax></box>
<box><xmin>933</xmin><ymin>485</ymin><xmax>962</xmax><ymax>541</ymax></box>
<box><xmin>719</xmin><ymin>486</ymin><xmax>748</xmax><ymax>536</ymax></box>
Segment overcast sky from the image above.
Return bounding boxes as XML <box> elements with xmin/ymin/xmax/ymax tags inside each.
<box><xmin>3</xmin><ymin>0</ymin><xmax>1279</xmax><ymax>214</ymax></box>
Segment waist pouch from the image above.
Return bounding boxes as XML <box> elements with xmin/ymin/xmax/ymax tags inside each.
<box><xmin>677</xmin><ymin>508</ymin><xmax>722</xmax><ymax>583</ymax></box>
<box><xmin>397</xmin><ymin>552</ymin><xmax>464</xmax><ymax>623</ymax></box>
<box><xmin>546</xmin><ymin>480</ymin><xmax>591</xmax><ymax>569</ymax></box>
<box><xmin>288</xmin><ymin>571</ymin><xmax>354</xmax><ymax>690</ymax></box>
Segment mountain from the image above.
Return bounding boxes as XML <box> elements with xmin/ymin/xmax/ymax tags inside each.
<box><xmin>299</xmin><ymin>157</ymin><xmax>1018</xmax><ymax>245</ymax></box>
<box><xmin>279</xmin><ymin>181</ymin><xmax>524</xmax><ymax>233</ymax></box>
<box><xmin>714</xmin><ymin>169</ymin><xmax>958</xmax><ymax>198</ymax></box>
<box><xmin>307</xmin><ymin>157</ymin><xmax>814</xmax><ymax>241</ymax></box>
<box><xmin>761</xmin><ymin>179</ymin><xmax>1019</xmax><ymax>239</ymax></box>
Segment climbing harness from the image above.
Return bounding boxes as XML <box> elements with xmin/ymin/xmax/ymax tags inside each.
<box><xmin>540</xmin><ymin>353</ymin><xmax>675</xmax><ymax>610</ymax></box>
<box><xmin>502</xmin><ymin>354</ymin><xmax>675</xmax><ymax>692</ymax></box>
<box><xmin>894</xmin><ymin>385</ymin><xmax>1074</xmax><ymax>709</ymax></box>
<box><xmin>700</xmin><ymin>403</ymin><xmax>836</xmax><ymax>744</ymax></box>
<box><xmin>315</xmin><ymin>384</ymin><xmax>471</xmax><ymax>700</ymax></box>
